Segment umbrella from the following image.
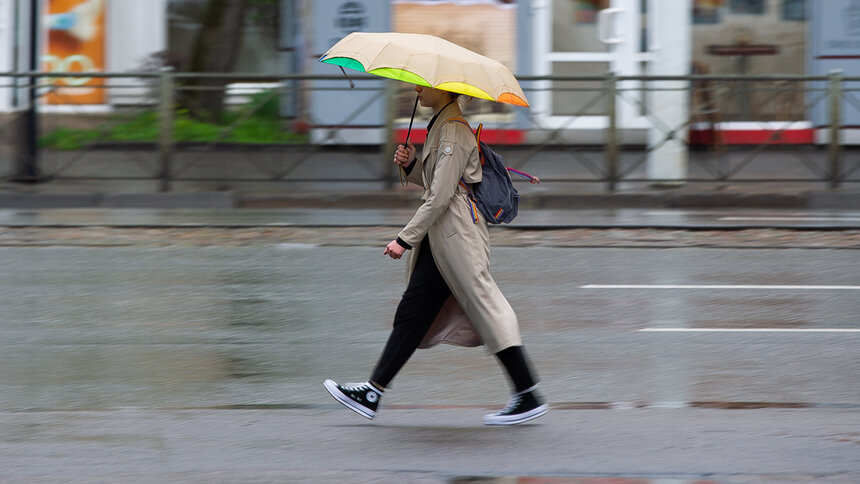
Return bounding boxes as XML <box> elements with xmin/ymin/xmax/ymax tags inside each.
<box><xmin>319</xmin><ymin>32</ymin><xmax>532</xmax><ymax>185</ymax></box>
<box><xmin>319</xmin><ymin>32</ymin><xmax>530</xmax><ymax>137</ymax></box>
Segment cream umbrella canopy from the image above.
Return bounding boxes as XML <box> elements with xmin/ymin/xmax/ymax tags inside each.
<box><xmin>319</xmin><ymin>32</ymin><xmax>529</xmax><ymax>107</ymax></box>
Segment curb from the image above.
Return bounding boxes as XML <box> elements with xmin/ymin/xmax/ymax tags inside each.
<box><xmin>238</xmin><ymin>190</ymin><xmax>860</xmax><ymax>210</ymax></box>
<box><xmin>0</xmin><ymin>189</ymin><xmax>858</xmax><ymax>210</ymax></box>
<box><xmin>0</xmin><ymin>192</ymin><xmax>236</xmax><ymax>209</ymax></box>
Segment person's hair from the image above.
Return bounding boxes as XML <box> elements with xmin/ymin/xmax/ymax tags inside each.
<box><xmin>448</xmin><ymin>91</ymin><xmax>463</xmax><ymax>108</ymax></box>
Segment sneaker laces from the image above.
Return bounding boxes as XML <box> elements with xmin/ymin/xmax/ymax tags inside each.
<box><xmin>500</xmin><ymin>394</ymin><xmax>524</xmax><ymax>414</ymax></box>
<box><xmin>341</xmin><ymin>382</ymin><xmax>370</xmax><ymax>392</ymax></box>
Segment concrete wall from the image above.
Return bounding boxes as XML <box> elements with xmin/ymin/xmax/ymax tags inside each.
<box><xmin>0</xmin><ymin>0</ymin><xmax>15</xmax><ymax>90</ymax></box>
<box><xmin>105</xmin><ymin>0</ymin><xmax>167</xmax><ymax>105</ymax></box>
<box><xmin>107</xmin><ymin>0</ymin><xmax>167</xmax><ymax>73</ymax></box>
<box><xmin>0</xmin><ymin>0</ymin><xmax>28</xmax><ymax>112</ymax></box>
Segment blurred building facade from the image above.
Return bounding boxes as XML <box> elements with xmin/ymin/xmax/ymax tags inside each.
<box><xmin>2</xmin><ymin>0</ymin><xmax>857</xmax><ymax>145</ymax></box>
<box><xmin>0</xmin><ymin>0</ymin><xmax>166</xmax><ymax>112</ymax></box>
<box><xmin>304</xmin><ymin>0</ymin><xmax>841</xmax><ymax>151</ymax></box>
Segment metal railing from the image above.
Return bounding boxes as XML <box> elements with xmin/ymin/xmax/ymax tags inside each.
<box><xmin>1</xmin><ymin>71</ymin><xmax>858</xmax><ymax>192</ymax></box>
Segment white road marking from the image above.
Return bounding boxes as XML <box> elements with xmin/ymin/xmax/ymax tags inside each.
<box><xmin>639</xmin><ymin>328</ymin><xmax>860</xmax><ymax>333</ymax></box>
<box><xmin>581</xmin><ymin>284</ymin><xmax>860</xmax><ymax>290</ymax></box>
<box><xmin>276</xmin><ymin>243</ymin><xmax>319</xmax><ymax>249</ymax></box>
<box><xmin>719</xmin><ymin>216</ymin><xmax>860</xmax><ymax>222</ymax></box>
<box><xmin>644</xmin><ymin>210</ymin><xmax>860</xmax><ymax>217</ymax></box>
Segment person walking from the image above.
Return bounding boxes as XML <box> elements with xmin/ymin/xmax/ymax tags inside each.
<box><xmin>324</xmin><ymin>85</ymin><xmax>547</xmax><ymax>426</ymax></box>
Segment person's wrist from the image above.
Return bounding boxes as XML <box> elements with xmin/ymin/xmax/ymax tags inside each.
<box><xmin>396</xmin><ymin>237</ymin><xmax>412</xmax><ymax>250</ymax></box>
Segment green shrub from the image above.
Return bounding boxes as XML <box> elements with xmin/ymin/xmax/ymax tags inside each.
<box><xmin>40</xmin><ymin>91</ymin><xmax>307</xmax><ymax>149</ymax></box>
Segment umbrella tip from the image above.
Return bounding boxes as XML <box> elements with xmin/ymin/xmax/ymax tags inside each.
<box><xmin>339</xmin><ymin>66</ymin><xmax>356</xmax><ymax>89</ymax></box>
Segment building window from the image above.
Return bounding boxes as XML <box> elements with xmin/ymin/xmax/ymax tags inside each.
<box><xmin>729</xmin><ymin>0</ymin><xmax>765</xmax><ymax>15</ymax></box>
<box><xmin>574</xmin><ymin>0</ymin><xmax>608</xmax><ymax>24</ymax></box>
<box><xmin>782</xmin><ymin>0</ymin><xmax>805</xmax><ymax>21</ymax></box>
<box><xmin>693</xmin><ymin>0</ymin><xmax>723</xmax><ymax>24</ymax></box>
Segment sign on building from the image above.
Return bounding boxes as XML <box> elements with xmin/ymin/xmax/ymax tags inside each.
<box><xmin>809</xmin><ymin>0</ymin><xmax>860</xmax><ymax>132</ymax></box>
<box><xmin>43</xmin><ymin>0</ymin><xmax>107</xmax><ymax>105</ymax></box>
<box><xmin>309</xmin><ymin>0</ymin><xmax>390</xmax><ymax>144</ymax></box>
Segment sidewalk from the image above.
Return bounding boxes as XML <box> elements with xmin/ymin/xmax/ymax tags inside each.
<box><xmin>1</xmin><ymin>147</ymin><xmax>859</xmax><ymax>210</ymax></box>
<box><xmin>3</xmin><ymin>180</ymin><xmax>859</xmax><ymax>212</ymax></box>
<box><xmin>3</xmin><ymin>179</ymin><xmax>859</xmax><ymax>210</ymax></box>
<box><xmin>3</xmin><ymin>407</ymin><xmax>857</xmax><ymax>483</ymax></box>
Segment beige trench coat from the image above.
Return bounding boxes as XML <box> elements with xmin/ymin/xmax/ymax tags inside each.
<box><xmin>397</xmin><ymin>103</ymin><xmax>522</xmax><ymax>354</ymax></box>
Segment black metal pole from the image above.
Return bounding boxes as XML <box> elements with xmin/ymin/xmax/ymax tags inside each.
<box><xmin>15</xmin><ymin>0</ymin><xmax>40</xmax><ymax>182</ymax></box>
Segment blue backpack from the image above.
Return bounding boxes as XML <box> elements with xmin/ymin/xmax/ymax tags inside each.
<box><xmin>447</xmin><ymin>117</ymin><xmax>538</xmax><ymax>224</ymax></box>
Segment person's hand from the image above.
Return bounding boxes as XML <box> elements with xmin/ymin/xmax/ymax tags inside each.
<box><xmin>394</xmin><ymin>140</ymin><xmax>416</xmax><ymax>168</ymax></box>
<box><xmin>383</xmin><ymin>239</ymin><xmax>406</xmax><ymax>259</ymax></box>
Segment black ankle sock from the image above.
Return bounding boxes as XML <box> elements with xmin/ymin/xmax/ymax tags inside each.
<box><xmin>495</xmin><ymin>345</ymin><xmax>538</xmax><ymax>393</ymax></box>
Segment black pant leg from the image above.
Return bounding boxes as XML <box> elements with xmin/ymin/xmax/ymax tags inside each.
<box><xmin>370</xmin><ymin>239</ymin><xmax>451</xmax><ymax>388</ymax></box>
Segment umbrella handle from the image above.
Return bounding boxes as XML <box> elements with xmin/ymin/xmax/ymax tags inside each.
<box><xmin>404</xmin><ymin>94</ymin><xmax>419</xmax><ymax>144</ymax></box>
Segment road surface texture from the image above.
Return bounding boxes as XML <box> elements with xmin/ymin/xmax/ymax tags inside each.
<box><xmin>1</xmin><ymin>222</ymin><xmax>858</xmax><ymax>483</ymax></box>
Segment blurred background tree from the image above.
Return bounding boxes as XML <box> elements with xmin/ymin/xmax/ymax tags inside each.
<box><xmin>169</xmin><ymin>0</ymin><xmax>281</xmax><ymax>122</ymax></box>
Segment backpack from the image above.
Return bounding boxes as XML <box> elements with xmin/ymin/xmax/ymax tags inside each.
<box><xmin>446</xmin><ymin>116</ymin><xmax>538</xmax><ymax>224</ymax></box>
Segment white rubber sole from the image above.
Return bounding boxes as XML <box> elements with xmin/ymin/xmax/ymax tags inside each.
<box><xmin>323</xmin><ymin>379</ymin><xmax>376</xmax><ymax>420</ymax></box>
<box><xmin>483</xmin><ymin>404</ymin><xmax>549</xmax><ymax>426</ymax></box>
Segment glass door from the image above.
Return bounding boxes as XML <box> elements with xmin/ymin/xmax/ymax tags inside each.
<box><xmin>532</xmin><ymin>0</ymin><xmax>654</xmax><ymax>129</ymax></box>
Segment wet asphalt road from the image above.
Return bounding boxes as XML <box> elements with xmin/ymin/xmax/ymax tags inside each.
<box><xmin>0</xmin><ymin>213</ymin><xmax>858</xmax><ymax>483</ymax></box>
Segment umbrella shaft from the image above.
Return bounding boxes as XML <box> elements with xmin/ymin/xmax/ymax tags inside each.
<box><xmin>405</xmin><ymin>94</ymin><xmax>419</xmax><ymax>144</ymax></box>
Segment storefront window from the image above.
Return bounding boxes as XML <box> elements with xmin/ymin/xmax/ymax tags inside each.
<box><xmin>573</xmin><ymin>0</ymin><xmax>609</xmax><ymax>24</ymax></box>
<box><xmin>782</xmin><ymin>0</ymin><xmax>805</xmax><ymax>21</ymax></box>
<box><xmin>550</xmin><ymin>61</ymin><xmax>608</xmax><ymax>116</ymax></box>
<box><xmin>693</xmin><ymin>0</ymin><xmax>723</xmax><ymax>24</ymax></box>
<box><xmin>552</xmin><ymin>0</ymin><xmax>610</xmax><ymax>52</ymax></box>
<box><xmin>729</xmin><ymin>0</ymin><xmax>765</xmax><ymax>15</ymax></box>
<box><xmin>694</xmin><ymin>0</ymin><xmax>808</xmax><ymax>121</ymax></box>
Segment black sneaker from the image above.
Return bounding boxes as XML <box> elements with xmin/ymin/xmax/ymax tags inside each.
<box><xmin>323</xmin><ymin>379</ymin><xmax>381</xmax><ymax>419</ymax></box>
<box><xmin>483</xmin><ymin>389</ymin><xmax>548</xmax><ymax>425</ymax></box>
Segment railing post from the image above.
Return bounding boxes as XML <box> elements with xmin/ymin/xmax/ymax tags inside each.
<box><xmin>13</xmin><ymin>72</ymin><xmax>40</xmax><ymax>183</ymax></box>
<box><xmin>13</xmin><ymin>0</ymin><xmax>42</xmax><ymax>183</ymax></box>
<box><xmin>828</xmin><ymin>70</ymin><xmax>842</xmax><ymax>189</ymax></box>
<box><xmin>158</xmin><ymin>67</ymin><xmax>175</xmax><ymax>192</ymax></box>
<box><xmin>605</xmin><ymin>72</ymin><xmax>618</xmax><ymax>192</ymax></box>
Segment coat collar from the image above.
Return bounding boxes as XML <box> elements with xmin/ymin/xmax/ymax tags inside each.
<box><xmin>421</xmin><ymin>100</ymin><xmax>463</xmax><ymax>167</ymax></box>
<box><xmin>426</xmin><ymin>100</ymin><xmax>462</xmax><ymax>144</ymax></box>
<box><xmin>426</xmin><ymin>100</ymin><xmax>459</xmax><ymax>132</ymax></box>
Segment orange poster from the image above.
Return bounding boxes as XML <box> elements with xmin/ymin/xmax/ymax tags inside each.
<box><xmin>43</xmin><ymin>0</ymin><xmax>106</xmax><ymax>105</ymax></box>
